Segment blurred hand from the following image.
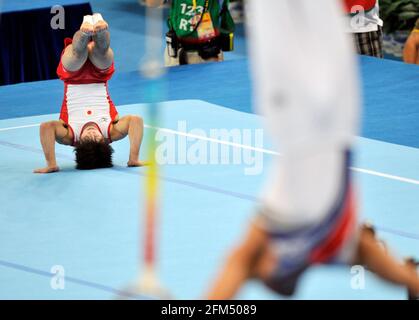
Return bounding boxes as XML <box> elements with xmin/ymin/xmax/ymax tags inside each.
<box><xmin>127</xmin><ymin>160</ymin><xmax>150</xmax><ymax>167</ymax></box>
<box><xmin>33</xmin><ymin>166</ymin><xmax>60</xmax><ymax>174</ymax></box>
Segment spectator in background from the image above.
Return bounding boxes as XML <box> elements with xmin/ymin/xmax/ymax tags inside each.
<box><xmin>344</xmin><ymin>0</ymin><xmax>384</xmax><ymax>58</ymax></box>
<box><xmin>146</xmin><ymin>0</ymin><xmax>235</xmax><ymax>66</ymax></box>
<box><xmin>403</xmin><ymin>18</ymin><xmax>419</xmax><ymax>65</ymax></box>
<box><xmin>228</xmin><ymin>0</ymin><xmax>245</xmax><ymax>24</ymax></box>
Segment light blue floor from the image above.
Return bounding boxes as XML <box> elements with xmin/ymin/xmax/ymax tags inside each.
<box><xmin>0</xmin><ymin>100</ymin><xmax>418</xmax><ymax>299</ymax></box>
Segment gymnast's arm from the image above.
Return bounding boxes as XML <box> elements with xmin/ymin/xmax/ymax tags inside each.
<box><xmin>33</xmin><ymin>121</ymin><xmax>72</xmax><ymax>174</ymax></box>
<box><xmin>109</xmin><ymin>115</ymin><xmax>148</xmax><ymax>167</ymax></box>
<box><xmin>403</xmin><ymin>31</ymin><xmax>419</xmax><ymax>64</ymax></box>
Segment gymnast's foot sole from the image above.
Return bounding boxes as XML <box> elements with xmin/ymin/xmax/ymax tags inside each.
<box><xmin>93</xmin><ymin>20</ymin><xmax>109</xmax><ymax>34</ymax></box>
<box><xmin>80</xmin><ymin>15</ymin><xmax>94</xmax><ymax>36</ymax></box>
<box><xmin>92</xmin><ymin>18</ymin><xmax>110</xmax><ymax>51</ymax></box>
<box><xmin>72</xmin><ymin>21</ymin><xmax>93</xmax><ymax>53</ymax></box>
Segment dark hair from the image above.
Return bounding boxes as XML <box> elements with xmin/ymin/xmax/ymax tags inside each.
<box><xmin>74</xmin><ymin>139</ymin><xmax>114</xmax><ymax>170</ymax></box>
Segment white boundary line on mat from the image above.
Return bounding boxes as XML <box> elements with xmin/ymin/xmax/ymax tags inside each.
<box><xmin>1</xmin><ymin>122</ymin><xmax>419</xmax><ymax>186</ymax></box>
<box><xmin>0</xmin><ymin>124</ymin><xmax>40</xmax><ymax>131</ymax></box>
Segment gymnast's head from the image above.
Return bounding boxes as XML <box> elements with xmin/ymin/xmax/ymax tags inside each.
<box><xmin>80</xmin><ymin>123</ymin><xmax>104</xmax><ymax>143</ymax></box>
<box><xmin>74</xmin><ymin>124</ymin><xmax>114</xmax><ymax>170</ymax></box>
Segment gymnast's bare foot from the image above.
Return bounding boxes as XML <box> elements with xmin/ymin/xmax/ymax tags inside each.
<box><xmin>92</xmin><ymin>14</ymin><xmax>110</xmax><ymax>52</ymax></box>
<box><xmin>93</xmin><ymin>18</ymin><xmax>109</xmax><ymax>34</ymax></box>
<box><xmin>80</xmin><ymin>16</ymin><xmax>94</xmax><ymax>36</ymax></box>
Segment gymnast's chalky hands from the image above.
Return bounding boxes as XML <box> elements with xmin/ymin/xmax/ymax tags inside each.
<box><xmin>33</xmin><ymin>166</ymin><xmax>60</xmax><ymax>174</ymax></box>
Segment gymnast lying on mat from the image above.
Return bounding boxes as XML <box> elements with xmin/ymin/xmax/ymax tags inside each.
<box><xmin>207</xmin><ymin>0</ymin><xmax>419</xmax><ymax>300</ymax></box>
<box><xmin>34</xmin><ymin>14</ymin><xmax>146</xmax><ymax>173</ymax></box>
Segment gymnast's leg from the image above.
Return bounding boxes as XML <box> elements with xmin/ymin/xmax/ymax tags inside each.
<box><xmin>354</xmin><ymin>227</ymin><xmax>419</xmax><ymax>298</ymax></box>
<box><xmin>61</xmin><ymin>16</ymin><xmax>93</xmax><ymax>71</ymax></box>
<box><xmin>88</xmin><ymin>13</ymin><xmax>114</xmax><ymax>70</ymax></box>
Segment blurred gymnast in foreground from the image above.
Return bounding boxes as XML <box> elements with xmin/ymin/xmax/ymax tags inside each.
<box><xmin>206</xmin><ymin>0</ymin><xmax>419</xmax><ymax>300</ymax></box>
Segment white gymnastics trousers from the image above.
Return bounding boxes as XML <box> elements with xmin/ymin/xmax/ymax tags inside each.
<box><xmin>247</xmin><ymin>0</ymin><xmax>361</xmax><ymax>228</ymax></box>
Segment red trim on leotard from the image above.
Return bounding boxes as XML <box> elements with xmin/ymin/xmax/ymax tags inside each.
<box><xmin>309</xmin><ymin>187</ymin><xmax>357</xmax><ymax>264</ymax></box>
<box><xmin>105</xmin><ymin>83</ymin><xmax>118</xmax><ymax>121</ymax></box>
<box><xmin>59</xmin><ymin>83</ymin><xmax>69</xmax><ymax>124</ymax></box>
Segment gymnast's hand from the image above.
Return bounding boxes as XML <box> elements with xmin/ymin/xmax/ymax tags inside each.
<box><xmin>33</xmin><ymin>166</ymin><xmax>60</xmax><ymax>174</ymax></box>
<box><xmin>127</xmin><ymin>160</ymin><xmax>150</xmax><ymax>167</ymax></box>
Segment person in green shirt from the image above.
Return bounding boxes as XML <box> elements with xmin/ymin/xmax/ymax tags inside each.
<box><xmin>146</xmin><ymin>0</ymin><xmax>235</xmax><ymax>66</ymax></box>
